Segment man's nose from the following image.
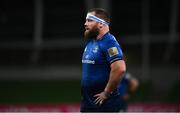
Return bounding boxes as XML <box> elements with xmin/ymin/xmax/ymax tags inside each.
<box><xmin>84</xmin><ymin>21</ymin><xmax>88</xmax><ymax>26</ymax></box>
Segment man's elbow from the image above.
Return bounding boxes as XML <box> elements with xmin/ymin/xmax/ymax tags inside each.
<box><xmin>129</xmin><ymin>79</ymin><xmax>139</xmax><ymax>92</ymax></box>
<box><xmin>118</xmin><ymin>66</ymin><xmax>126</xmax><ymax>76</ymax></box>
<box><xmin>118</xmin><ymin>60</ymin><xmax>126</xmax><ymax>76</ymax></box>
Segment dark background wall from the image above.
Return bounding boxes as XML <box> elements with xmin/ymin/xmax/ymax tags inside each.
<box><xmin>0</xmin><ymin>0</ymin><xmax>179</xmax><ymax>103</ymax></box>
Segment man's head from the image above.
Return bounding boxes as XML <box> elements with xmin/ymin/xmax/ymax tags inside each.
<box><xmin>84</xmin><ymin>8</ymin><xmax>110</xmax><ymax>39</ymax></box>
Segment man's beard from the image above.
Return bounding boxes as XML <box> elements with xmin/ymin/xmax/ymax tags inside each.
<box><xmin>84</xmin><ymin>26</ymin><xmax>99</xmax><ymax>39</ymax></box>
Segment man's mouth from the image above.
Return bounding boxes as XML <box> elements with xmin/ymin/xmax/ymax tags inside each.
<box><xmin>85</xmin><ymin>27</ymin><xmax>89</xmax><ymax>30</ymax></box>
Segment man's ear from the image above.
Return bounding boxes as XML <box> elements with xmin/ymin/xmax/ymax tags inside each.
<box><xmin>99</xmin><ymin>23</ymin><xmax>103</xmax><ymax>29</ymax></box>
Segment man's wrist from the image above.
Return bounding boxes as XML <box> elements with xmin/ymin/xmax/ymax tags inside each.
<box><xmin>103</xmin><ymin>91</ymin><xmax>111</xmax><ymax>98</ymax></box>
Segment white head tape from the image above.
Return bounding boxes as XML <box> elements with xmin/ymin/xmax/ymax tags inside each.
<box><xmin>86</xmin><ymin>13</ymin><xmax>109</xmax><ymax>26</ymax></box>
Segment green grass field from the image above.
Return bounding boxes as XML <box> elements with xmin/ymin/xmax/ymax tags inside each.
<box><xmin>0</xmin><ymin>80</ymin><xmax>179</xmax><ymax>104</ymax></box>
<box><xmin>0</xmin><ymin>80</ymin><xmax>81</xmax><ymax>104</ymax></box>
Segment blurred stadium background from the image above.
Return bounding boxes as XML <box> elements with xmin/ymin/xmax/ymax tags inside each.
<box><xmin>0</xmin><ymin>0</ymin><xmax>179</xmax><ymax>112</ymax></box>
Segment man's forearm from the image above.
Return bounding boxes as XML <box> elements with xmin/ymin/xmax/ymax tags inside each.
<box><xmin>104</xmin><ymin>68</ymin><xmax>125</xmax><ymax>93</ymax></box>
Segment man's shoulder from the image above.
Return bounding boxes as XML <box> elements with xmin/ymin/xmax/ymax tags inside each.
<box><xmin>100</xmin><ymin>33</ymin><xmax>117</xmax><ymax>43</ymax></box>
<box><xmin>97</xmin><ymin>33</ymin><xmax>119</xmax><ymax>50</ymax></box>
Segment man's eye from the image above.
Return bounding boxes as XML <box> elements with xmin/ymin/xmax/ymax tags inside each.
<box><xmin>87</xmin><ymin>19</ymin><xmax>92</xmax><ymax>22</ymax></box>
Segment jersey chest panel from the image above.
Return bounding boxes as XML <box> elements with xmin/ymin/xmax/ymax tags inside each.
<box><xmin>82</xmin><ymin>41</ymin><xmax>106</xmax><ymax>65</ymax></box>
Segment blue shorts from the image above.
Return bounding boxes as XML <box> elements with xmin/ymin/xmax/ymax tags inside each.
<box><xmin>119</xmin><ymin>99</ymin><xmax>128</xmax><ymax>112</ymax></box>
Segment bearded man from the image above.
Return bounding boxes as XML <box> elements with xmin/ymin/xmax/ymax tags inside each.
<box><xmin>81</xmin><ymin>8</ymin><xmax>126</xmax><ymax>112</ymax></box>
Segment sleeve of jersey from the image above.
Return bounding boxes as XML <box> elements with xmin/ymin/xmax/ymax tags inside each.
<box><xmin>103</xmin><ymin>39</ymin><xmax>124</xmax><ymax>64</ymax></box>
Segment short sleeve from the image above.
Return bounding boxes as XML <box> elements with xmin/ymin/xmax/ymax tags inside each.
<box><xmin>102</xmin><ymin>36</ymin><xmax>124</xmax><ymax>64</ymax></box>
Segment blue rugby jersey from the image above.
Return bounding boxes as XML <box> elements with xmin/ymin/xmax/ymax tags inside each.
<box><xmin>81</xmin><ymin>32</ymin><xmax>124</xmax><ymax>110</ymax></box>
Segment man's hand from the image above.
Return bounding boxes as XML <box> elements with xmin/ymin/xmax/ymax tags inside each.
<box><xmin>122</xmin><ymin>93</ymin><xmax>130</xmax><ymax>101</ymax></box>
<box><xmin>94</xmin><ymin>91</ymin><xmax>110</xmax><ymax>106</ymax></box>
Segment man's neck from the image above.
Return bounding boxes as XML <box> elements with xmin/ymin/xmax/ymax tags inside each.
<box><xmin>96</xmin><ymin>27</ymin><xmax>109</xmax><ymax>40</ymax></box>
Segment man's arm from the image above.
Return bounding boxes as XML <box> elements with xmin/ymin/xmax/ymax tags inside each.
<box><xmin>128</xmin><ymin>78</ymin><xmax>139</xmax><ymax>93</ymax></box>
<box><xmin>122</xmin><ymin>77</ymin><xmax>139</xmax><ymax>101</ymax></box>
<box><xmin>94</xmin><ymin>60</ymin><xmax>126</xmax><ymax>105</ymax></box>
<box><xmin>104</xmin><ymin>60</ymin><xmax>126</xmax><ymax>93</ymax></box>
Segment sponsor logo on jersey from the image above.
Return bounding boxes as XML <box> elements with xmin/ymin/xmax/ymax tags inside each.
<box><xmin>108</xmin><ymin>47</ymin><xmax>119</xmax><ymax>57</ymax></box>
<box><xmin>92</xmin><ymin>46</ymin><xmax>98</xmax><ymax>53</ymax></box>
<box><xmin>82</xmin><ymin>60</ymin><xmax>95</xmax><ymax>64</ymax></box>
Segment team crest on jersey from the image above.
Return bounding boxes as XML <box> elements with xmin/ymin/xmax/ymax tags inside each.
<box><xmin>85</xmin><ymin>55</ymin><xmax>89</xmax><ymax>59</ymax></box>
<box><xmin>92</xmin><ymin>46</ymin><xmax>98</xmax><ymax>53</ymax></box>
<box><xmin>108</xmin><ymin>47</ymin><xmax>119</xmax><ymax>57</ymax></box>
